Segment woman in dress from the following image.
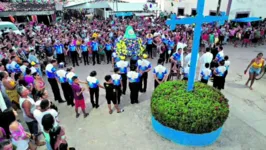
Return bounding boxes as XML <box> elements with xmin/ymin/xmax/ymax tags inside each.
<box><xmin>245</xmin><ymin>53</ymin><xmax>264</xmax><ymax>90</ymax></box>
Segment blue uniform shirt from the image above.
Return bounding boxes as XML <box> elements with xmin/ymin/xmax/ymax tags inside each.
<box><xmin>56</xmin><ymin>70</ymin><xmax>67</xmax><ymax>83</ymax></box>
<box><xmin>216</xmin><ymin>51</ymin><xmax>224</xmax><ymax>62</ymax></box>
<box><xmin>201</xmin><ymin>68</ymin><xmax>212</xmax><ymax>80</ymax></box>
<box><xmin>115</xmin><ymin>60</ymin><xmax>129</xmax><ymax>74</ymax></box>
<box><xmin>147</xmin><ymin>38</ymin><xmax>153</xmax><ymax>45</ymax></box>
<box><xmin>137</xmin><ymin>59</ymin><xmax>151</xmax><ymax>72</ymax></box>
<box><xmin>105</xmin><ymin>43</ymin><xmax>112</xmax><ymax>51</ymax></box>
<box><xmin>91</xmin><ymin>41</ymin><xmax>99</xmax><ymax>51</ymax></box>
<box><xmin>172</xmin><ymin>52</ymin><xmax>181</xmax><ymax>62</ymax></box>
<box><xmin>45</xmin><ymin>64</ymin><xmax>57</xmax><ymax>78</ymax></box>
<box><xmin>215</xmin><ymin>66</ymin><xmax>226</xmax><ymax>76</ymax></box>
<box><xmin>54</xmin><ymin>44</ymin><xmax>64</xmax><ymax>54</ymax></box>
<box><xmin>127</xmin><ymin>71</ymin><xmax>141</xmax><ymax>83</ymax></box>
<box><xmin>87</xmin><ymin>76</ymin><xmax>99</xmax><ymax>88</ymax></box>
<box><xmin>168</xmin><ymin>40</ymin><xmax>175</xmax><ymax>50</ymax></box>
<box><xmin>80</xmin><ymin>44</ymin><xmax>88</xmax><ymax>52</ymax></box>
<box><xmin>163</xmin><ymin>38</ymin><xmax>169</xmax><ymax>44</ymax></box>
<box><xmin>66</xmin><ymin>72</ymin><xmax>77</xmax><ymax>85</ymax></box>
<box><xmin>112</xmin><ymin>52</ymin><xmax>120</xmax><ymax>63</ymax></box>
<box><xmin>111</xmin><ymin>74</ymin><xmax>122</xmax><ymax>86</ymax></box>
<box><xmin>68</xmin><ymin>44</ymin><xmax>76</xmax><ymax>52</ymax></box>
<box><xmin>153</xmin><ymin>65</ymin><xmax>168</xmax><ymax>80</ymax></box>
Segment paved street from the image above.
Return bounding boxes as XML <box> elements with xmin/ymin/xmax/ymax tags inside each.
<box><xmin>35</xmin><ymin>45</ymin><xmax>266</xmax><ymax>150</ymax></box>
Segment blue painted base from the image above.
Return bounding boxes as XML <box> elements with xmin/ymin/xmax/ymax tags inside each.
<box><xmin>151</xmin><ymin>116</ymin><xmax>223</xmax><ymax>147</ymax></box>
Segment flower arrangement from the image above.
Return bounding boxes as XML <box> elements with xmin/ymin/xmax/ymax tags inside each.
<box><xmin>151</xmin><ymin>81</ymin><xmax>229</xmax><ymax>134</ymax></box>
<box><xmin>116</xmin><ymin>38</ymin><xmax>145</xmax><ymax>57</ymax></box>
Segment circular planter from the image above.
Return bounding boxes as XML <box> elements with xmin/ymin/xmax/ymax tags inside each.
<box><xmin>152</xmin><ymin>116</ymin><xmax>223</xmax><ymax>146</ymax></box>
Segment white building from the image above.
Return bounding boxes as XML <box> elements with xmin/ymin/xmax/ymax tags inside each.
<box><xmin>163</xmin><ymin>0</ymin><xmax>266</xmax><ymax>19</ymax></box>
<box><xmin>229</xmin><ymin>0</ymin><xmax>266</xmax><ymax>19</ymax></box>
<box><xmin>64</xmin><ymin>0</ymin><xmax>159</xmax><ymax>19</ymax></box>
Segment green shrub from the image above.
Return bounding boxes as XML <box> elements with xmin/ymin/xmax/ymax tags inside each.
<box><xmin>151</xmin><ymin>81</ymin><xmax>229</xmax><ymax>134</ymax></box>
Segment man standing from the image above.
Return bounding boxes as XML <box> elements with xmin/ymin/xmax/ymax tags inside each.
<box><xmin>198</xmin><ymin>48</ymin><xmax>213</xmax><ymax>80</ymax></box>
<box><xmin>127</xmin><ymin>66</ymin><xmax>142</xmax><ymax>104</ymax></box>
<box><xmin>153</xmin><ymin>58</ymin><xmax>168</xmax><ymax>89</ymax></box>
<box><xmin>91</xmin><ymin>38</ymin><xmax>100</xmax><ymax>65</ymax></box>
<box><xmin>56</xmin><ymin>66</ymin><xmax>74</xmax><ymax>106</ymax></box>
<box><xmin>184</xmin><ymin>48</ymin><xmax>199</xmax><ymax>67</ymax></box>
<box><xmin>115</xmin><ymin>56</ymin><xmax>129</xmax><ymax>95</ymax></box>
<box><xmin>45</xmin><ymin>60</ymin><xmax>65</xmax><ymax>103</ymax></box>
<box><xmin>54</xmin><ymin>41</ymin><xmax>65</xmax><ymax>65</ymax></box>
<box><xmin>68</xmin><ymin>42</ymin><xmax>79</xmax><ymax>67</ymax></box>
<box><xmin>111</xmin><ymin>68</ymin><xmax>122</xmax><ymax>105</ymax></box>
<box><xmin>18</xmin><ymin>86</ymin><xmax>45</xmax><ymax>146</ymax></box>
<box><xmin>137</xmin><ymin>54</ymin><xmax>151</xmax><ymax>93</ymax></box>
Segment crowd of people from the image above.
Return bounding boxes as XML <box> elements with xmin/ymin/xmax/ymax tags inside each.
<box><xmin>0</xmin><ymin>14</ymin><xmax>265</xmax><ymax>150</ymax></box>
<box><xmin>0</xmin><ymin>2</ymin><xmax>55</xmax><ymax>12</ymax></box>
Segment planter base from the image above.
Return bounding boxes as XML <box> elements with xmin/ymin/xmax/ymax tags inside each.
<box><xmin>151</xmin><ymin>116</ymin><xmax>223</xmax><ymax>147</ymax></box>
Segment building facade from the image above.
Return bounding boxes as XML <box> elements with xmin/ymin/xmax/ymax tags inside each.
<box><xmin>229</xmin><ymin>0</ymin><xmax>266</xmax><ymax>19</ymax></box>
<box><xmin>163</xmin><ymin>0</ymin><xmax>266</xmax><ymax>19</ymax></box>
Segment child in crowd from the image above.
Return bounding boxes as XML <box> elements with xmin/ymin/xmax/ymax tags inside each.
<box><xmin>182</xmin><ymin>63</ymin><xmax>190</xmax><ymax>81</ymax></box>
<box><xmin>200</xmin><ymin>63</ymin><xmax>212</xmax><ymax>84</ymax></box>
<box><xmin>71</xmin><ymin>76</ymin><xmax>89</xmax><ymax>118</ymax></box>
<box><xmin>104</xmin><ymin>75</ymin><xmax>124</xmax><ymax>114</ymax></box>
<box><xmin>224</xmin><ymin>55</ymin><xmax>230</xmax><ymax>79</ymax></box>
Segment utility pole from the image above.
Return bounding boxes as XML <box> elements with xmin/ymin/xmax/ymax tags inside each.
<box><xmin>216</xmin><ymin>0</ymin><xmax>222</xmax><ymax>16</ymax></box>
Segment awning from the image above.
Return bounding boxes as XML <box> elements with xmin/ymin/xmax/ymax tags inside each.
<box><xmin>134</xmin><ymin>12</ymin><xmax>155</xmax><ymax>16</ymax></box>
<box><xmin>231</xmin><ymin>17</ymin><xmax>262</xmax><ymax>23</ymax></box>
<box><xmin>115</xmin><ymin>12</ymin><xmax>133</xmax><ymax>17</ymax></box>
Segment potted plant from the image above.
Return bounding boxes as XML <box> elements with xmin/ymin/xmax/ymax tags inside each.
<box><xmin>151</xmin><ymin>81</ymin><xmax>229</xmax><ymax>146</ymax></box>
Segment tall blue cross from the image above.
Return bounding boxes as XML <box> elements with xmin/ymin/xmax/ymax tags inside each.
<box><xmin>166</xmin><ymin>0</ymin><xmax>228</xmax><ymax>92</ymax></box>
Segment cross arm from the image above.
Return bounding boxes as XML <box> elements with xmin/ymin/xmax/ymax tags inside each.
<box><xmin>202</xmin><ymin>16</ymin><xmax>228</xmax><ymax>24</ymax></box>
<box><xmin>166</xmin><ymin>18</ymin><xmax>197</xmax><ymax>25</ymax></box>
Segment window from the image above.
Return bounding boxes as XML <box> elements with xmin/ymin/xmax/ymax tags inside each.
<box><xmin>209</xmin><ymin>11</ymin><xmax>217</xmax><ymax>16</ymax></box>
<box><xmin>178</xmin><ymin>8</ymin><xmax>184</xmax><ymax>16</ymax></box>
<box><xmin>236</xmin><ymin>12</ymin><xmax>249</xmax><ymax>18</ymax></box>
<box><xmin>191</xmin><ymin>9</ymin><xmax>197</xmax><ymax>16</ymax></box>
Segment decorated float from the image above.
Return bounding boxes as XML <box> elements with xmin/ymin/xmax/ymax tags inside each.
<box><xmin>115</xmin><ymin>26</ymin><xmax>145</xmax><ymax>57</ymax></box>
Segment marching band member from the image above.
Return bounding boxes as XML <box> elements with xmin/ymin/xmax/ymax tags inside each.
<box><xmin>115</xmin><ymin>56</ymin><xmax>129</xmax><ymax>95</ymax></box>
<box><xmin>45</xmin><ymin>60</ymin><xmax>65</xmax><ymax>103</ymax></box>
<box><xmin>137</xmin><ymin>54</ymin><xmax>151</xmax><ymax>93</ymax></box>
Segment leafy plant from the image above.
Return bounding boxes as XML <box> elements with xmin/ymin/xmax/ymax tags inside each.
<box><xmin>151</xmin><ymin>81</ymin><xmax>229</xmax><ymax>134</ymax></box>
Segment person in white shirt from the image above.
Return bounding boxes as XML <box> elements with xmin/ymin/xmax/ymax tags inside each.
<box><xmin>115</xmin><ymin>56</ymin><xmax>129</xmax><ymax>95</ymax></box>
<box><xmin>213</xmin><ymin>60</ymin><xmax>227</xmax><ymax>90</ymax></box>
<box><xmin>20</xmin><ymin>61</ymin><xmax>29</xmax><ymax>75</ymax></box>
<box><xmin>200</xmin><ymin>63</ymin><xmax>212</xmax><ymax>84</ymax></box>
<box><xmin>153</xmin><ymin>58</ymin><xmax>168</xmax><ymax>88</ymax></box>
<box><xmin>18</xmin><ymin>86</ymin><xmax>45</xmax><ymax>146</ymax></box>
<box><xmin>33</xmin><ymin>99</ymin><xmax>59</xmax><ymax>150</ymax></box>
<box><xmin>224</xmin><ymin>55</ymin><xmax>230</xmax><ymax>79</ymax></box>
<box><xmin>198</xmin><ymin>48</ymin><xmax>213</xmax><ymax>80</ymax></box>
<box><xmin>184</xmin><ymin>49</ymin><xmax>199</xmax><ymax>67</ymax></box>
<box><xmin>182</xmin><ymin>62</ymin><xmax>190</xmax><ymax>81</ymax></box>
